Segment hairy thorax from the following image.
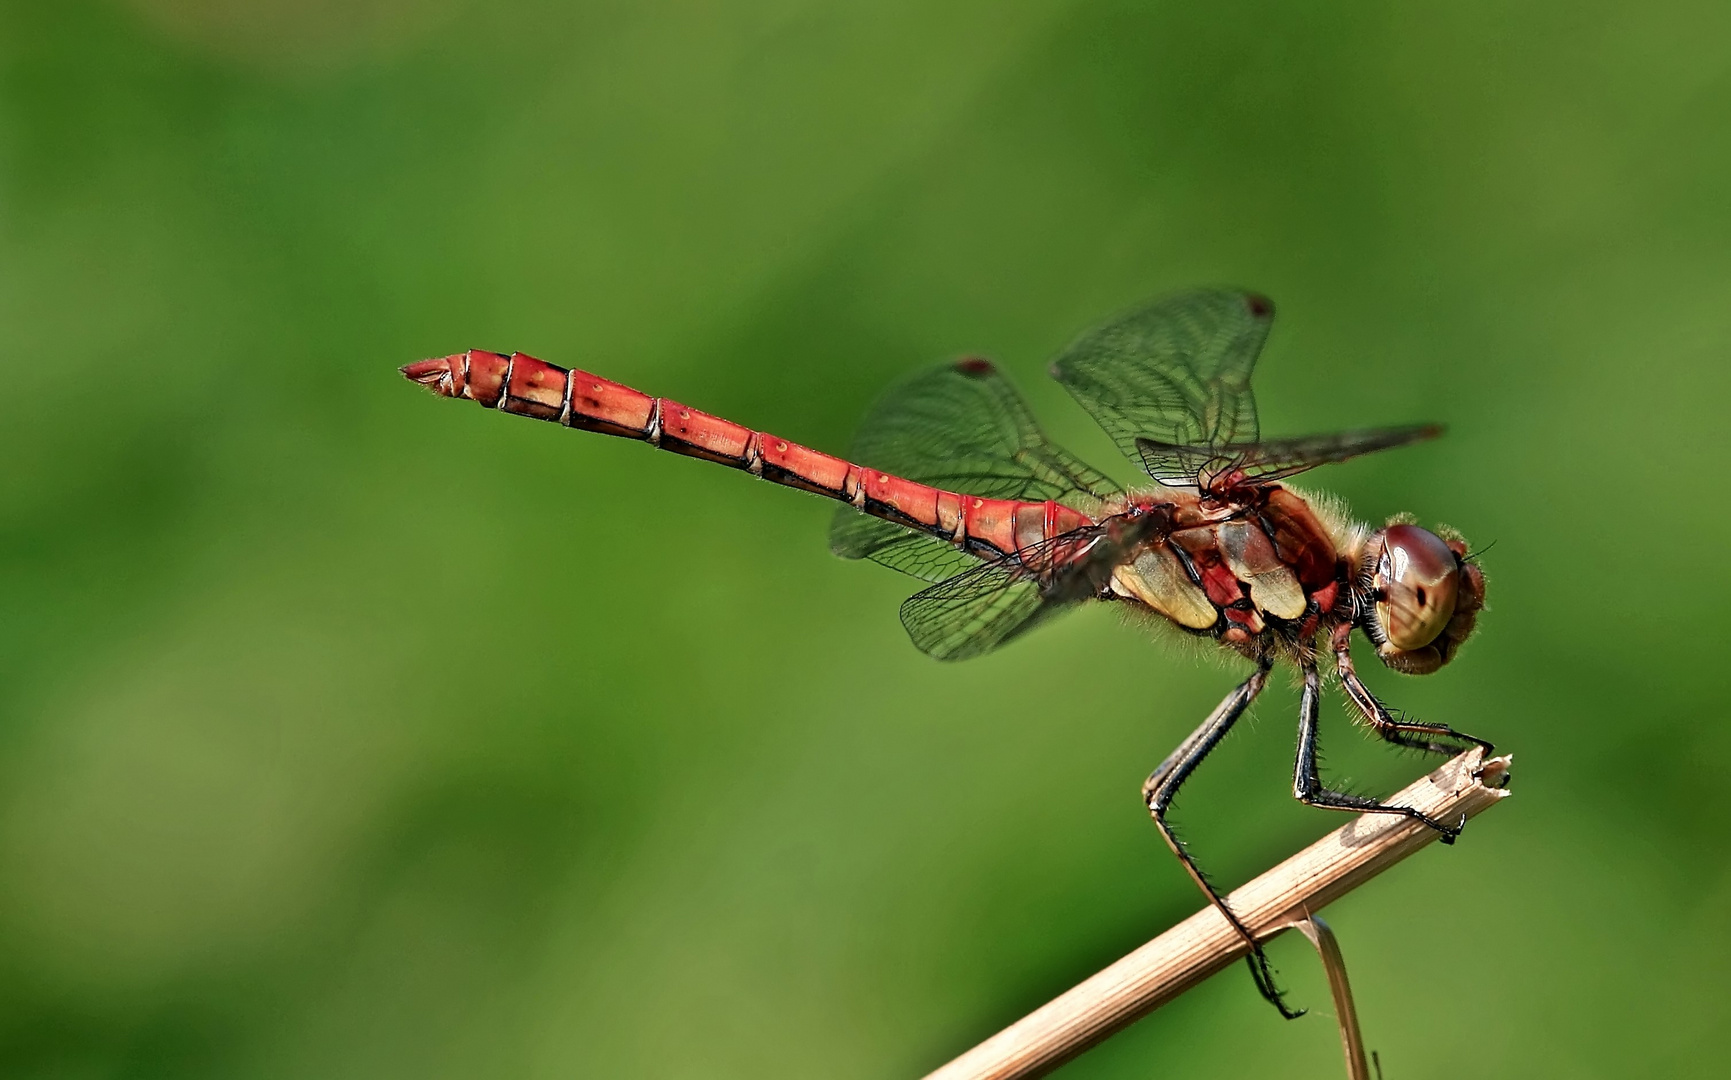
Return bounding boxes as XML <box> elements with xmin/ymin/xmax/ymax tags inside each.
<box><xmin>1106</xmin><ymin>484</ymin><xmax>1352</xmax><ymax>657</ymax></box>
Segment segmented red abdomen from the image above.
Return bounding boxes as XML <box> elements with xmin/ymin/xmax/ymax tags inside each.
<box><xmin>401</xmin><ymin>350</ymin><xmax>1093</xmax><ymax>560</ymax></box>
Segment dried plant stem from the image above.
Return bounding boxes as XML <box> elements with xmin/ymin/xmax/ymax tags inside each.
<box><xmin>1293</xmin><ymin>915</ymin><xmax>1371</xmax><ymax>1080</ymax></box>
<box><xmin>921</xmin><ymin>749</ymin><xmax>1512</xmax><ymax>1080</ymax></box>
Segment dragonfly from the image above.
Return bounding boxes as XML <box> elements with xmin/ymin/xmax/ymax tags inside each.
<box><xmin>401</xmin><ymin>288</ymin><xmax>1492</xmax><ymax>1016</ymax></box>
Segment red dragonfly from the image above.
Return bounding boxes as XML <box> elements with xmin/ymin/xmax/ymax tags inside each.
<box><xmin>402</xmin><ymin>288</ymin><xmax>1491</xmax><ymax>1016</ymax></box>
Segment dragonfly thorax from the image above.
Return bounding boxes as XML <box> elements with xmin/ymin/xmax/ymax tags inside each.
<box><xmin>1106</xmin><ymin>484</ymin><xmax>1347</xmax><ymax>655</ymax></box>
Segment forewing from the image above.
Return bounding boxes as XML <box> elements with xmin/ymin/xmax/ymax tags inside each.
<box><xmin>831</xmin><ymin>358</ymin><xmax>1117</xmax><ymax>580</ymax></box>
<box><xmin>1138</xmin><ymin>423</ymin><xmax>1444</xmax><ymax>484</ymax></box>
<box><xmin>899</xmin><ymin>556</ymin><xmax>1077</xmax><ymax>662</ymax></box>
<box><xmin>1050</xmin><ymin>289</ymin><xmax>1274</xmax><ymax>483</ymax></box>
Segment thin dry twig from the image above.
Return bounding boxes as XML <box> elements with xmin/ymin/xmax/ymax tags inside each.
<box><xmin>921</xmin><ymin>749</ymin><xmax>1512</xmax><ymax>1080</ymax></box>
<box><xmin>1293</xmin><ymin>915</ymin><xmax>1371</xmax><ymax>1080</ymax></box>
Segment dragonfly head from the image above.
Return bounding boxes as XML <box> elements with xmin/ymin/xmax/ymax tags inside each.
<box><xmin>1361</xmin><ymin>523</ymin><xmax>1485</xmax><ymax>675</ymax></box>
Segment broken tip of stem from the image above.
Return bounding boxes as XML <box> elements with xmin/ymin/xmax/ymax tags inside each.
<box><xmin>1474</xmin><ymin>752</ymin><xmax>1513</xmax><ymax>791</ymax></box>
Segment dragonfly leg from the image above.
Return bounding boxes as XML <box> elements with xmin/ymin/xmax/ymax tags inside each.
<box><xmin>1143</xmin><ymin>662</ymin><xmax>1303</xmax><ymax>1019</ymax></box>
<box><xmin>1334</xmin><ymin>638</ymin><xmax>1494</xmax><ymax>758</ymax></box>
<box><xmin>1295</xmin><ymin>663</ymin><xmax>1469</xmax><ymax>843</ymax></box>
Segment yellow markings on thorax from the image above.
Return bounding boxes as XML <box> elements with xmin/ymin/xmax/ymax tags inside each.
<box><xmin>1111</xmin><ymin>546</ymin><xmax>1217</xmax><ymax>630</ymax></box>
<box><xmin>1220</xmin><ymin>520</ymin><xmax>1308</xmax><ymax>621</ymax></box>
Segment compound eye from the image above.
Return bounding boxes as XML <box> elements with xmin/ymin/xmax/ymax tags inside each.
<box><xmin>1374</xmin><ymin>525</ymin><xmax>1460</xmax><ymax>651</ymax></box>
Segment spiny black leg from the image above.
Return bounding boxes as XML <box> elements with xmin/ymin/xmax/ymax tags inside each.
<box><xmin>1144</xmin><ymin>662</ymin><xmax>1303</xmax><ymax>1019</ymax></box>
<box><xmin>1294</xmin><ymin>663</ymin><xmax>1467</xmax><ymax>842</ymax></box>
<box><xmin>1335</xmin><ymin>642</ymin><xmax>1494</xmax><ymax>759</ymax></box>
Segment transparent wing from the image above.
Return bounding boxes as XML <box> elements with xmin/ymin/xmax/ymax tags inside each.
<box><xmin>1134</xmin><ymin>424</ymin><xmax>1443</xmax><ymax>485</ymax></box>
<box><xmin>829</xmin><ymin>518</ymin><xmax>979</xmax><ymax>584</ymax></box>
<box><xmin>897</xmin><ymin>527</ymin><xmax>1110</xmax><ymax>661</ymax></box>
<box><xmin>898</xmin><ymin>557</ymin><xmax>1070</xmax><ymax>662</ymax></box>
<box><xmin>1049</xmin><ymin>289</ymin><xmax>1275</xmax><ymax>485</ymax></box>
<box><xmin>831</xmin><ymin>358</ymin><xmax>1117</xmax><ymax>581</ymax></box>
<box><xmin>846</xmin><ymin>357</ymin><xmax>1118</xmax><ymax>503</ymax></box>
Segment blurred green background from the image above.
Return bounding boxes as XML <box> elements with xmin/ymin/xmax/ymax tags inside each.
<box><xmin>3</xmin><ymin>1</ymin><xmax>1728</xmax><ymax>1076</ymax></box>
